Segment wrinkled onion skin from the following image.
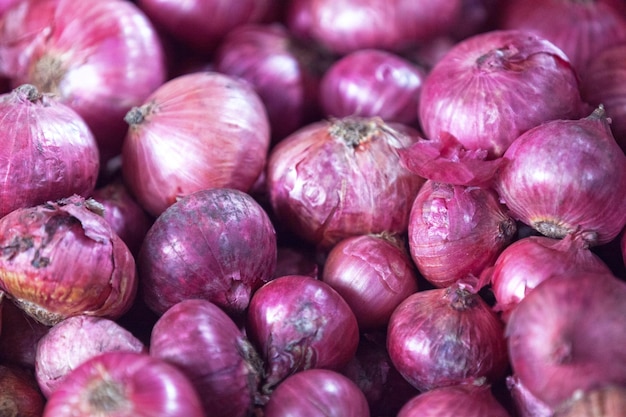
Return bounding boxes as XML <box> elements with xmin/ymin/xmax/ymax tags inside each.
<box><xmin>408</xmin><ymin>181</ymin><xmax>516</xmax><ymax>288</ymax></box>
<box><xmin>264</xmin><ymin>369</ymin><xmax>370</xmax><ymax>417</ymax></box>
<box><xmin>495</xmin><ymin>109</ymin><xmax>626</xmax><ymax>246</ymax></box>
<box><xmin>387</xmin><ymin>285</ymin><xmax>509</xmax><ymax>392</ymax></box>
<box><xmin>419</xmin><ymin>30</ymin><xmax>585</xmax><ymax>158</ymax></box>
<box><xmin>139</xmin><ymin>188</ymin><xmax>277</xmax><ymax>317</ymax></box>
<box><xmin>0</xmin><ymin>364</ymin><xmax>45</xmax><ymax>417</ymax></box>
<box><xmin>506</xmin><ymin>272</ymin><xmax>626</xmax><ymax>408</ymax></box>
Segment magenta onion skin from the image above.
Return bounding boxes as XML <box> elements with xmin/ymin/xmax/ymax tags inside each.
<box><xmin>246</xmin><ymin>275</ymin><xmax>359</xmax><ymax>393</ymax></box>
<box><xmin>506</xmin><ymin>374</ymin><xmax>554</xmax><ymax>417</ymax></box>
<box><xmin>0</xmin><ymin>364</ymin><xmax>45</xmax><ymax>417</ymax></box>
<box><xmin>319</xmin><ymin>49</ymin><xmax>426</xmax><ymax>125</ymax></box>
<box><xmin>263</xmin><ymin>368</ymin><xmax>370</xmax><ymax>417</ymax></box>
<box><xmin>407</xmin><ymin>180</ymin><xmax>516</xmax><ymax>288</ymax></box>
<box><xmin>322</xmin><ymin>234</ymin><xmax>419</xmax><ymax>330</ymax></box>
<box><xmin>397</xmin><ymin>381</ymin><xmax>512</xmax><ymax>417</ymax></box>
<box><xmin>150</xmin><ymin>299</ymin><xmax>262</xmax><ymax>417</ymax></box>
<box><xmin>387</xmin><ymin>283</ymin><xmax>509</xmax><ymax>392</ymax></box>
<box><xmin>42</xmin><ymin>351</ymin><xmax>205</xmax><ymax>417</ymax></box>
<box><xmin>139</xmin><ymin>188</ymin><xmax>277</xmax><ymax>318</ymax></box>
<box><xmin>0</xmin><ymin>84</ymin><xmax>99</xmax><ymax>219</ymax></box>
<box><xmin>495</xmin><ymin>107</ymin><xmax>626</xmax><ymax>246</ymax></box>
<box><xmin>419</xmin><ymin>30</ymin><xmax>586</xmax><ymax>158</ymax></box>
<box><xmin>0</xmin><ymin>195</ymin><xmax>137</xmax><ymax>326</ymax></box>
<box><xmin>267</xmin><ymin>116</ymin><xmax>425</xmax><ymax>249</ymax></box>
<box><xmin>0</xmin><ymin>0</ymin><xmax>166</xmax><ymax>162</ymax></box>
<box><xmin>35</xmin><ymin>315</ymin><xmax>146</xmax><ymax>398</ymax></box>
<box><xmin>0</xmin><ymin>300</ymin><xmax>49</xmax><ymax>368</ymax></box>
<box><xmin>506</xmin><ymin>271</ymin><xmax>626</xmax><ymax>408</ymax></box>
<box><xmin>122</xmin><ymin>71</ymin><xmax>270</xmax><ymax>217</ymax></box>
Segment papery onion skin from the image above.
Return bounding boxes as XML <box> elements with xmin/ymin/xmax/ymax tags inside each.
<box><xmin>407</xmin><ymin>180</ymin><xmax>516</xmax><ymax>288</ymax></box>
<box><xmin>0</xmin><ymin>84</ymin><xmax>99</xmax><ymax>219</ymax></box>
<box><xmin>267</xmin><ymin>116</ymin><xmax>425</xmax><ymax>249</ymax></box>
<box><xmin>322</xmin><ymin>233</ymin><xmax>419</xmax><ymax>330</ymax></box>
<box><xmin>0</xmin><ymin>0</ymin><xmax>166</xmax><ymax>163</ymax></box>
<box><xmin>495</xmin><ymin>107</ymin><xmax>626</xmax><ymax>246</ymax></box>
<box><xmin>0</xmin><ymin>364</ymin><xmax>45</xmax><ymax>417</ymax></box>
<box><xmin>122</xmin><ymin>72</ymin><xmax>270</xmax><ymax>217</ymax></box>
<box><xmin>246</xmin><ymin>275</ymin><xmax>359</xmax><ymax>393</ymax></box>
<box><xmin>42</xmin><ymin>351</ymin><xmax>206</xmax><ymax>417</ymax></box>
<box><xmin>506</xmin><ymin>271</ymin><xmax>626</xmax><ymax>408</ymax></box>
<box><xmin>387</xmin><ymin>283</ymin><xmax>509</xmax><ymax>392</ymax></box>
<box><xmin>419</xmin><ymin>30</ymin><xmax>586</xmax><ymax>158</ymax></box>
<box><xmin>35</xmin><ymin>315</ymin><xmax>146</xmax><ymax>398</ymax></box>
<box><xmin>139</xmin><ymin>188</ymin><xmax>277</xmax><ymax>318</ymax></box>
<box><xmin>0</xmin><ymin>195</ymin><xmax>137</xmax><ymax>326</ymax></box>
<box><xmin>319</xmin><ymin>49</ymin><xmax>426</xmax><ymax>126</ymax></box>
<box><xmin>263</xmin><ymin>368</ymin><xmax>370</xmax><ymax>417</ymax></box>
<box><xmin>554</xmin><ymin>385</ymin><xmax>626</xmax><ymax>417</ymax></box>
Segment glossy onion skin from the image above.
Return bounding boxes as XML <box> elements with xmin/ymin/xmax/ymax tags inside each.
<box><xmin>150</xmin><ymin>299</ymin><xmax>262</xmax><ymax>417</ymax></box>
<box><xmin>139</xmin><ymin>188</ymin><xmax>277</xmax><ymax>317</ymax></box>
<box><xmin>506</xmin><ymin>272</ymin><xmax>626</xmax><ymax>408</ymax></box>
<box><xmin>267</xmin><ymin>116</ymin><xmax>424</xmax><ymax>249</ymax></box>
<box><xmin>246</xmin><ymin>275</ymin><xmax>360</xmax><ymax>392</ymax></box>
<box><xmin>263</xmin><ymin>369</ymin><xmax>370</xmax><ymax>417</ymax></box>
<box><xmin>387</xmin><ymin>284</ymin><xmax>509</xmax><ymax>392</ymax></box>
<box><xmin>495</xmin><ymin>109</ymin><xmax>626</xmax><ymax>246</ymax></box>
<box><xmin>0</xmin><ymin>85</ymin><xmax>99</xmax><ymax>219</ymax></box>
<box><xmin>0</xmin><ymin>196</ymin><xmax>137</xmax><ymax>326</ymax></box>
<box><xmin>42</xmin><ymin>351</ymin><xmax>206</xmax><ymax>417</ymax></box>
<box><xmin>418</xmin><ymin>30</ymin><xmax>585</xmax><ymax>158</ymax></box>
<box><xmin>122</xmin><ymin>72</ymin><xmax>271</xmax><ymax>217</ymax></box>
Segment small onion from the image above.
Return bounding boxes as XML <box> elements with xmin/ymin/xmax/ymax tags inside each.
<box><xmin>506</xmin><ymin>271</ymin><xmax>626</xmax><ymax>408</ymax></box>
<box><xmin>122</xmin><ymin>71</ymin><xmax>270</xmax><ymax>217</ymax></box>
<box><xmin>387</xmin><ymin>283</ymin><xmax>509</xmax><ymax>391</ymax></box>
<box><xmin>139</xmin><ymin>188</ymin><xmax>277</xmax><ymax>317</ymax></box>
<box><xmin>495</xmin><ymin>106</ymin><xmax>626</xmax><ymax>246</ymax></box>
<box><xmin>0</xmin><ymin>364</ymin><xmax>45</xmax><ymax>417</ymax></box>
<box><xmin>554</xmin><ymin>385</ymin><xmax>626</xmax><ymax>417</ymax></box>
<box><xmin>0</xmin><ymin>195</ymin><xmax>137</xmax><ymax>326</ymax></box>
<box><xmin>407</xmin><ymin>180</ymin><xmax>517</xmax><ymax>288</ymax></box>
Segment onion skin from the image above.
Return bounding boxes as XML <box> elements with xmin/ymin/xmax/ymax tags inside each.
<box><xmin>0</xmin><ymin>195</ymin><xmax>137</xmax><ymax>326</ymax></box>
<box><xmin>246</xmin><ymin>275</ymin><xmax>360</xmax><ymax>393</ymax></box>
<box><xmin>42</xmin><ymin>351</ymin><xmax>206</xmax><ymax>417</ymax></box>
<box><xmin>418</xmin><ymin>30</ymin><xmax>586</xmax><ymax>158</ymax></box>
<box><xmin>150</xmin><ymin>299</ymin><xmax>262</xmax><ymax>417</ymax></box>
<box><xmin>139</xmin><ymin>188</ymin><xmax>277</xmax><ymax>318</ymax></box>
<box><xmin>35</xmin><ymin>315</ymin><xmax>146</xmax><ymax>398</ymax></box>
<box><xmin>507</xmin><ymin>374</ymin><xmax>554</xmax><ymax>417</ymax></box>
<box><xmin>0</xmin><ymin>299</ymin><xmax>49</xmax><ymax>368</ymax></box>
<box><xmin>0</xmin><ymin>84</ymin><xmax>99</xmax><ymax>219</ymax></box>
<box><xmin>387</xmin><ymin>283</ymin><xmax>509</xmax><ymax>391</ymax></box>
<box><xmin>263</xmin><ymin>368</ymin><xmax>370</xmax><ymax>417</ymax></box>
<box><xmin>122</xmin><ymin>72</ymin><xmax>270</xmax><ymax>217</ymax></box>
<box><xmin>407</xmin><ymin>181</ymin><xmax>516</xmax><ymax>288</ymax></box>
<box><xmin>0</xmin><ymin>364</ymin><xmax>45</xmax><ymax>417</ymax></box>
<box><xmin>554</xmin><ymin>385</ymin><xmax>626</xmax><ymax>417</ymax></box>
<box><xmin>267</xmin><ymin>116</ymin><xmax>424</xmax><ymax>249</ymax></box>
<box><xmin>495</xmin><ymin>107</ymin><xmax>626</xmax><ymax>246</ymax></box>
<box><xmin>506</xmin><ymin>271</ymin><xmax>626</xmax><ymax>408</ymax></box>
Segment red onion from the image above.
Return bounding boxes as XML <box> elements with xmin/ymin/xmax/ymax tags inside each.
<box><xmin>42</xmin><ymin>351</ymin><xmax>206</xmax><ymax>417</ymax></box>
<box><xmin>419</xmin><ymin>30</ymin><xmax>586</xmax><ymax>158</ymax></box>
<box><xmin>407</xmin><ymin>180</ymin><xmax>516</xmax><ymax>288</ymax></box>
<box><xmin>397</xmin><ymin>381</ymin><xmax>512</xmax><ymax>417</ymax></box>
<box><xmin>246</xmin><ymin>275</ymin><xmax>359</xmax><ymax>393</ymax></box>
<box><xmin>485</xmin><ymin>234</ymin><xmax>612</xmax><ymax>321</ymax></box>
<box><xmin>0</xmin><ymin>0</ymin><xmax>166</xmax><ymax>162</ymax></box>
<box><xmin>122</xmin><ymin>71</ymin><xmax>270</xmax><ymax>217</ymax></box>
<box><xmin>322</xmin><ymin>233</ymin><xmax>419</xmax><ymax>330</ymax></box>
<box><xmin>498</xmin><ymin>0</ymin><xmax>626</xmax><ymax>74</ymax></box>
<box><xmin>214</xmin><ymin>23</ymin><xmax>327</xmax><ymax>142</ymax></box>
<box><xmin>35</xmin><ymin>315</ymin><xmax>146</xmax><ymax>398</ymax></box>
<box><xmin>0</xmin><ymin>195</ymin><xmax>137</xmax><ymax>326</ymax></box>
<box><xmin>319</xmin><ymin>49</ymin><xmax>427</xmax><ymax>126</ymax></box>
<box><xmin>274</xmin><ymin>245</ymin><xmax>319</xmax><ymax>279</ymax></box>
<box><xmin>506</xmin><ymin>271</ymin><xmax>626</xmax><ymax>408</ymax></box>
<box><xmin>554</xmin><ymin>385</ymin><xmax>626</xmax><ymax>417</ymax></box>
<box><xmin>267</xmin><ymin>116</ymin><xmax>425</xmax><ymax>249</ymax></box>
<box><xmin>0</xmin><ymin>0</ymin><xmax>20</xmax><ymax>16</ymax></box>
<box><xmin>0</xmin><ymin>364</ymin><xmax>45</xmax><ymax>417</ymax></box>
<box><xmin>139</xmin><ymin>188</ymin><xmax>277</xmax><ymax>318</ymax></box>
<box><xmin>264</xmin><ymin>368</ymin><xmax>370</xmax><ymax>417</ymax></box>
<box><xmin>495</xmin><ymin>106</ymin><xmax>626</xmax><ymax>246</ymax></box>
<box><xmin>150</xmin><ymin>299</ymin><xmax>262</xmax><ymax>417</ymax></box>
<box><xmin>0</xmin><ymin>84</ymin><xmax>99</xmax><ymax>219</ymax></box>
<box><xmin>507</xmin><ymin>374</ymin><xmax>555</xmax><ymax>417</ymax></box>
<box><xmin>0</xmin><ymin>299</ymin><xmax>49</xmax><ymax>368</ymax></box>
<box><xmin>387</xmin><ymin>283</ymin><xmax>509</xmax><ymax>391</ymax></box>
